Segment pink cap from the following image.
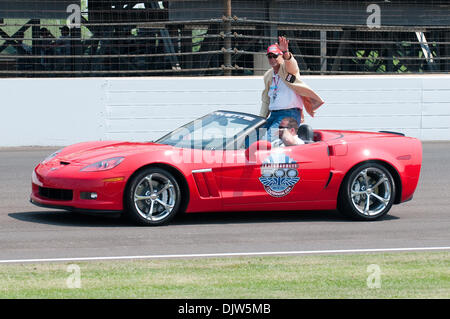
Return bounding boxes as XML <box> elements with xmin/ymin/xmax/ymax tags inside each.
<box><xmin>267</xmin><ymin>44</ymin><xmax>283</xmax><ymax>55</ymax></box>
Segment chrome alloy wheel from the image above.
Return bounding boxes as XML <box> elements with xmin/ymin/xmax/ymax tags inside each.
<box><xmin>133</xmin><ymin>173</ymin><xmax>176</xmax><ymax>222</ymax></box>
<box><xmin>350</xmin><ymin>167</ymin><xmax>392</xmax><ymax>216</ymax></box>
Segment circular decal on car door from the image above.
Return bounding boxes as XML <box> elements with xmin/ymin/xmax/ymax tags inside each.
<box><xmin>258</xmin><ymin>153</ymin><xmax>300</xmax><ymax>197</ymax></box>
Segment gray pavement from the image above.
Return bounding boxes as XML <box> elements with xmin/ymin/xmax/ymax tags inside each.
<box><xmin>0</xmin><ymin>143</ymin><xmax>449</xmax><ymax>261</ymax></box>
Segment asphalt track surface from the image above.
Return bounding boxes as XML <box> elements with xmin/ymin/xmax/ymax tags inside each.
<box><xmin>0</xmin><ymin>142</ymin><xmax>449</xmax><ymax>262</ymax></box>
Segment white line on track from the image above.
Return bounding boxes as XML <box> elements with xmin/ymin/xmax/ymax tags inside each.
<box><xmin>0</xmin><ymin>246</ymin><xmax>449</xmax><ymax>264</ymax></box>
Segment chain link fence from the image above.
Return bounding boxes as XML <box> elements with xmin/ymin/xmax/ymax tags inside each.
<box><xmin>0</xmin><ymin>0</ymin><xmax>449</xmax><ymax>77</ymax></box>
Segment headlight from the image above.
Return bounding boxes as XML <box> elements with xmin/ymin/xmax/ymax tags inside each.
<box><xmin>42</xmin><ymin>149</ymin><xmax>62</xmax><ymax>163</ymax></box>
<box><xmin>80</xmin><ymin>157</ymin><xmax>124</xmax><ymax>172</ymax></box>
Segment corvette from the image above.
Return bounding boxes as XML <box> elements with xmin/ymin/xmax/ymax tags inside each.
<box><xmin>30</xmin><ymin>110</ymin><xmax>422</xmax><ymax>225</ymax></box>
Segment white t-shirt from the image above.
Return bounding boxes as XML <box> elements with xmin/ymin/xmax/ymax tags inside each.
<box><xmin>268</xmin><ymin>73</ymin><xmax>304</xmax><ymax>111</ymax></box>
<box><xmin>272</xmin><ymin>136</ymin><xmax>305</xmax><ymax>147</ymax></box>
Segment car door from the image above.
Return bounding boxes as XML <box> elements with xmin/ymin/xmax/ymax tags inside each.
<box><xmin>217</xmin><ymin>142</ymin><xmax>330</xmax><ymax>210</ymax></box>
<box><xmin>278</xmin><ymin>142</ymin><xmax>331</xmax><ymax>202</ymax></box>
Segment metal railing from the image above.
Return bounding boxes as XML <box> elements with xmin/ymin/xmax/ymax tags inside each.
<box><xmin>0</xmin><ymin>2</ymin><xmax>449</xmax><ymax>77</ymax></box>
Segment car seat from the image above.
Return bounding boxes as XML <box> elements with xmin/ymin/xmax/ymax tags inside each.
<box><xmin>297</xmin><ymin>124</ymin><xmax>314</xmax><ymax>144</ymax></box>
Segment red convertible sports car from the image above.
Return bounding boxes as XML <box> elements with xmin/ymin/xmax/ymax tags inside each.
<box><xmin>31</xmin><ymin>110</ymin><xmax>422</xmax><ymax>226</ymax></box>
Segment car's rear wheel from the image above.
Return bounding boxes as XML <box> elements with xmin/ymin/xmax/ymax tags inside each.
<box><xmin>124</xmin><ymin>167</ymin><xmax>181</xmax><ymax>226</ymax></box>
<box><xmin>338</xmin><ymin>162</ymin><xmax>395</xmax><ymax>221</ymax></box>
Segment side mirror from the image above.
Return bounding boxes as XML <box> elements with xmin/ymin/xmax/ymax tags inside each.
<box><xmin>245</xmin><ymin>140</ymin><xmax>272</xmax><ymax>162</ymax></box>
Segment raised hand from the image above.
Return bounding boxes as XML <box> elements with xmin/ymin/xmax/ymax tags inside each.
<box><xmin>277</xmin><ymin>36</ymin><xmax>289</xmax><ymax>53</ymax></box>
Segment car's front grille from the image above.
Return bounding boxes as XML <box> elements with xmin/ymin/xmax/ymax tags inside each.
<box><xmin>38</xmin><ymin>187</ymin><xmax>73</xmax><ymax>201</ymax></box>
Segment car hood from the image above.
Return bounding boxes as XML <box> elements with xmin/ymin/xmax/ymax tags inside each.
<box><xmin>57</xmin><ymin>141</ymin><xmax>173</xmax><ymax>164</ymax></box>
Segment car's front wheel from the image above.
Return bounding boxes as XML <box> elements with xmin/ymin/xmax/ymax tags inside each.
<box><xmin>338</xmin><ymin>162</ymin><xmax>396</xmax><ymax>221</ymax></box>
<box><xmin>124</xmin><ymin>167</ymin><xmax>181</xmax><ymax>226</ymax></box>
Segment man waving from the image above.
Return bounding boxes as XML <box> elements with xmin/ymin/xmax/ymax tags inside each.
<box><xmin>261</xmin><ymin>36</ymin><xmax>324</xmax><ymax>141</ymax></box>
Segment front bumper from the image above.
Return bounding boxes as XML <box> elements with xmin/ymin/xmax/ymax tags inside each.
<box><xmin>31</xmin><ymin>163</ymin><xmax>127</xmax><ymax>212</ymax></box>
<box><xmin>30</xmin><ymin>198</ymin><xmax>122</xmax><ymax>214</ymax></box>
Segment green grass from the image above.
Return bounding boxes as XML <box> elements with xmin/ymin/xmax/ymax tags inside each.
<box><xmin>0</xmin><ymin>252</ymin><xmax>449</xmax><ymax>298</ymax></box>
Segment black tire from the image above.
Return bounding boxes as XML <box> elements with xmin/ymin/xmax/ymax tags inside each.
<box><xmin>124</xmin><ymin>167</ymin><xmax>182</xmax><ymax>226</ymax></box>
<box><xmin>338</xmin><ymin>162</ymin><xmax>396</xmax><ymax>221</ymax></box>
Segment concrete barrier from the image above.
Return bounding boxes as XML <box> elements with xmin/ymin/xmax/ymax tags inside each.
<box><xmin>1</xmin><ymin>75</ymin><xmax>449</xmax><ymax>146</ymax></box>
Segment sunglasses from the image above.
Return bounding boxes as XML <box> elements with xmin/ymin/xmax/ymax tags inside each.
<box><xmin>278</xmin><ymin>126</ymin><xmax>290</xmax><ymax>130</ymax></box>
<box><xmin>267</xmin><ymin>54</ymin><xmax>279</xmax><ymax>59</ymax></box>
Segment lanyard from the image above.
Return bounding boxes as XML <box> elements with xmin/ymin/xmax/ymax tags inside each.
<box><xmin>271</xmin><ymin>74</ymin><xmax>280</xmax><ymax>101</ymax></box>
<box><xmin>272</xmin><ymin>74</ymin><xmax>280</xmax><ymax>92</ymax></box>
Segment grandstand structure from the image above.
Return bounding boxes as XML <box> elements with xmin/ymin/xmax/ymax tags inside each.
<box><xmin>0</xmin><ymin>0</ymin><xmax>449</xmax><ymax>77</ymax></box>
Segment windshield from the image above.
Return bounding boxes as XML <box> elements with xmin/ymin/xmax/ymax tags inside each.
<box><xmin>156</xmin><ymin>111</ymin><xmax>264</xmax><ymax>150</ymax></box>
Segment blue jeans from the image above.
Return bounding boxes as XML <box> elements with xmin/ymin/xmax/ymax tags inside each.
<box><xmin>264</xmin><ymin>108</ymin><xmax>302</xmax><ymax>142</ymax></box>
